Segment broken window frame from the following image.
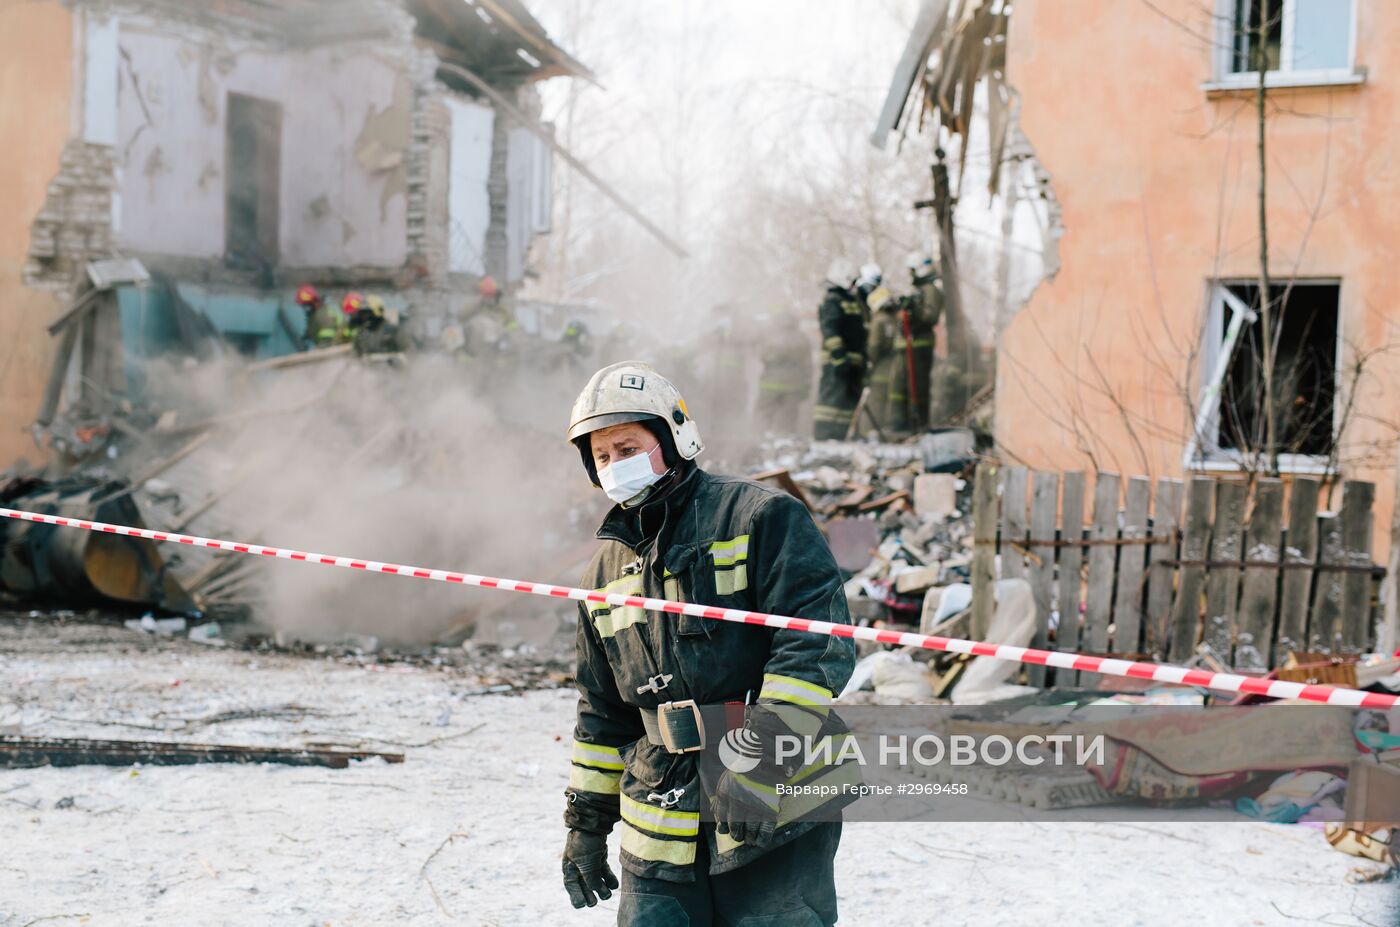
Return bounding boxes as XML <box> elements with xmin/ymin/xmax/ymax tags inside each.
<box><xmin>1186</xmin><ymin>279</ymin><xmax>1341</xmax><ymax>476</ymax></box>
<box><xmin>1207</xmin><ymin>0</ymin><xmax>1361</xmax><ymax>91</ymax></box>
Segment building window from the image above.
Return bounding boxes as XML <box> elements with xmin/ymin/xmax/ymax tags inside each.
<box><xmin>1196</xmin><ymin>281</ymin><xmax>1339</xmax><ymax>469</ymax></box>
<box><xmin>1212</xmin><ymin>0</ymin><xmax>1358</xmax><ymax>88</ymax></box>
<box><xmin>225</xmin><ymin>93</ymin><xmax>282</xmax><ymax>273</ymax></box>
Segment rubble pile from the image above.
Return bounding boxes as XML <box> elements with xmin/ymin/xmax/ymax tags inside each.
<box><xmin>745</xmin><ymin>430</ymin><xmax>987</xmax><ymax>704</ymax></box>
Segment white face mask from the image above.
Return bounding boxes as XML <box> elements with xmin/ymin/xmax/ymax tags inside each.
<box><xmin>598</xmin><ymin>444</ymin><xmax>666</xmax><ymax>505</ymax></box>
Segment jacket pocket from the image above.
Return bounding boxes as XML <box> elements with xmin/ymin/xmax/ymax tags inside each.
<box><xmin>663</xmin><ymin>544</ymin><xmax>711</xmax><ymax>637</ymax></box>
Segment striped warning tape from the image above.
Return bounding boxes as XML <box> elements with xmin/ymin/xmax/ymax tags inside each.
<box><xmin>1</xmin><ymin>506</ymin><xmax>1394</xmax><ymax>709</ymax></box>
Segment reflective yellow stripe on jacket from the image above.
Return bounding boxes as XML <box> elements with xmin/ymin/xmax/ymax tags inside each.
<box><xmin>619</xmin><ymin>794</ymin><xmax>699</xmax><ymax>865</ymax></box>
<box><xmin>708</xmin><ymin>535</ymin><xmax>750</xmax><ymax>594</ymax></box>
<box><xmin>759</xmin><ymin>672</ymin><xmax>834</xmax><ymax>739</ymax></box>
<box><xmin>587</xmin><ymin>574</ymin><xmax>646</xmax><ymax>638</ymax></box>
<box><xmin>568</xmin><ymin>739</ymin><xmax>622</xmax><ymax>795</ymax></box>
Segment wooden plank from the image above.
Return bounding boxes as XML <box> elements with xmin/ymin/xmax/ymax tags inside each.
<box><xmin>1201</xmin><ymin>480</ymin><xmax>1246</xmax><ymax>661</ymax></box>
<box><xmin>1337</xmin><ymin>480</ymin><xmax>1377</xmax><ymax>654</ymax></box>
<box><xmin>1385</xmin><ymin>447</ymin><xmax>1400</xmax><ymax>657</ymax></box>
<box><xmin>1235</xmin><ymin>478</ymin><xmax>1283</xmax><ymax>671</ymax></box>
<box><xmin>1027</xmin><ymin>471</ymin><xmax>1059</xmax><ymax>687</ymax></box>
<box><xmin>1145</xmin><ymin>479</ymin><xmax>1183</xmax><ymax>658</ymax></box>
<box><xmin>999</xmin><ymin>467</ymin><xmax>1029</xmax><ymax>582</ymax></box>
<box><xmin>1168</xmin><ymin>478</ymin><xmax>1215</xmax><ymax>661</ymax></box>
<box><xmin>1079</xmin><ymin>473</ymin><xmax>1120</xmax><ymax>683</ymax></box>
<box><xmin>1310</xmin><ymin>502</ymin><xmax>1346</xmax><ymax>653</ymax></box>
<box><xmin>1277</xmin><ymin>477</ymin><xmax>1320</xmax><ymax>662</ymax></box>
<box><xmin>1111</xmin><ymin>477</ymin><xmax>1151</xmax><ymax>655</ymax></box>
<box><xmin>1055</xmin><ymin>472</ymin><xmax>1087</xmax><ymax>686</ymax></box>
<box><xmin>970</xmin><ymin>461</ymin><xmax>999</xmax><ymax>642</ymax></box>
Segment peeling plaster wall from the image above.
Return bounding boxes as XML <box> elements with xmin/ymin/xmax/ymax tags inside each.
<box><xmin>114</xmin><ymin>23</ymin><xmax>410</xmax><ymax>268</ymax></box>
<box><xmin>0</xmin><ymin>0</ymin><xmax>73</xmax><ymax>468</ymax></box>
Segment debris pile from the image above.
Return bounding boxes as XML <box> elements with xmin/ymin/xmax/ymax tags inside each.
<box><xmin>744</xmin><ymin>430</ymin><xmax>996</xmax><ymax>704</ymax></box>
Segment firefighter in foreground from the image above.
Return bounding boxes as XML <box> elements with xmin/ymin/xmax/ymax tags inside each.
<box><xmin>562</xmin><ymin>362</ymin><xmax>856</xmax><ymax>926</ymax></box>
<box><xmin>812</xmin><ymin>260</ymin><xmax>866</xmax><ymax>440</ymax></box>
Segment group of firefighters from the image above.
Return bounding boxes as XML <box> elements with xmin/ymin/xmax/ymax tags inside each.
<box><xmin>812</xmin><ymin>253</ymin><xmax>944</xmax><ymax>440</ymax></box>
<box><xmin>293</xmin><ymin>284</ymin><xmax>409</xmax><ymax>357</ymax></box>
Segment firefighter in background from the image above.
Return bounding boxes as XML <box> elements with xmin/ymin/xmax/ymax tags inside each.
<box><xmin>296</xmin><ymin>284</ymin><xmax>341</xmax><ymax>348</ymax></box>
<box><xmin>755</xmin><ymin>308</ymin><xmax>813</xmax><ymax>436</ymax></box>
<box><xmin>906</xmin><ymin>253</ymin><xmax>944</xmax><ymax>431</ymax></box>
<box><xmin>348</xmin><ymin>294</ymin><xmax>410</xmax><ymax>357</ymax></box>
<box><xmin>561</xmin><ymin>361</ymin><xmax>855</xmax><ymax>926</ymax></box>
<box><xmin>464</xmin><ymin>275</ymin><xmax>519</xmax><ymax>358</ymax></box>
<box><xmin>812</xmin><ymin>259</ymin><xmax>866</xmax><ymax>440</ymax></box>
<box><xmin>863</xmin><ymin>283</ymin><xmax>905</xmax><ymax>432</ymax></box>
<box><xmin>855</xmin><ymin>262</ymin><xmax>883</xmax><ymax>303</ymax></box>
<box><xmin>706</xmin><ymin>303</ymin><xmax>756</xmax><ymax>426</ymax></box>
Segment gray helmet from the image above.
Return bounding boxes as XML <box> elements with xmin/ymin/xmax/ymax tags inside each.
<box><xmin>568</xmin><ymin>362</ymin><xmax>703</xmax><ymax>485</ymax></box>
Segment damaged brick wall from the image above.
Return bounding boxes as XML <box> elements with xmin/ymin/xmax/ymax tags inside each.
<box><xmin>24</xmin><ymin>141</ymin><xmax>118</xmax><ymax>292</ymax></box>
<box><xmin>405</xmin><ymin>52</ymin><xmax>451</xmax><ymax>289</ymax></box>
<box><xmin>483</xmin><ymin>100</ymin><xmax>511</xmax><ymax>285</ymax></box>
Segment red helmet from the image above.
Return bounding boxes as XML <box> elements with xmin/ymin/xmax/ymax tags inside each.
<box><xmin>295</xmin><ymin>284</ymin><xmax>320</xmax><ymax>306</ymax></box>
<box><xmin>342</xmin><ymin>291</ymin><xmax>366</xmax><ymax>315</ymax></box>
<box><xmin>478</xmin><ymin>276</ymin><xmax>498</xmax><ymax>299</ymax></box>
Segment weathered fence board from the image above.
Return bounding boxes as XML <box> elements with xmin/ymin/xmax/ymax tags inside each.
<box><xmin>1112</xmin><ymin>477</ymin><xmax>1151</xmax><ymax>655</ymax></box>
<box><xmin>1027</xmin><ymin>471</ymin><xmax>1059</xmax><ymax>687</ymax></box>
<box><xmin>1338</xmin><ymin>480</ymin><xmax>1376</xmax><ymax>653</ymax></box>
<box><xmin>970</xmin><ymin>462</ymin><xmax>998</xmax><ymax>641</ymax></box>
<box><xmin>1310</xmin><ymin>509</ymin><xmax>1345</xmax><ymax>652</ymax></box>
<box><xmin>1080</xmin><ymin>474</ymin><xmax>1120</xmax><ymax>683</ymax></box>
<box><xmin>1235</xmin><ymin>478</ymin><xmax>1282</xmax><ymax>670</ymax></box>
<box><xmin>968</xmin><ymin>465</ymin><xmax>1382</xmax><ymax>683</ymax></box>
<box><xmin>1146</xmin><ymin>479</ymin><xmax>1182</xmax><ymax>658</ymax></box>
<box><xmin>1055</xmin><ymin>472</ymin><xmax>1087</xmax><ymax>681</ymax></box>
<box><xmin>1277</xmin><ymin>477</ymin><xmax>1320</xmax><ymax>662</ymax></box>
<box><xmin>1168</xmin><ymin>478</ymin><xmax>1214</xmax><ymax>661</ymax></box>
<box><xmin>999</xmin><ymin>467</ymin><xmax>1029</xmax><ymax>582</ymax></box>
<box><xmin>1202</xmin><ymin>481</ymin><xmax>1246</xmax><ymax>660</ymax></box>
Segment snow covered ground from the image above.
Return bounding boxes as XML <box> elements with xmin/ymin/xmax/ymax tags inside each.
<box><xmin>2</xmin><ymin>620</ymin><xmax>1396</xmax><ymax>927</ymax></box>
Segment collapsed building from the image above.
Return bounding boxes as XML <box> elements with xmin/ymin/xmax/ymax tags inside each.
<box><xmin>0</xmin><ymin>0</ymin><xmax>589</xmax><ymax>467</ymax></box>
<box><xmin>0</xmin><ymin>0</ymin><xmax>611</xmax><ymax>635</ymax></box>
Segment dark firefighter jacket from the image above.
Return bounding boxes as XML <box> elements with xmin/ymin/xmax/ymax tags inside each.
<box><xmin>564</xmin><ymin>465</ymin><xmax>857</xmax><ymax>883</ymax></box>
<box><xmin>817</xmin><ymin>285</ymin><xmax>866</xmax><ymax>375</ymax></box>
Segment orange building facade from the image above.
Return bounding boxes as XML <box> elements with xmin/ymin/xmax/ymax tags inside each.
<box><xmin>0</xmin><ymin>3</ymin><xmax>73</xmax><ymax>469</ymax></box>
<box><xmin>999</xmin><ymin>0</ymin><xmax>1400</xmax><ymax>557</ymax></box>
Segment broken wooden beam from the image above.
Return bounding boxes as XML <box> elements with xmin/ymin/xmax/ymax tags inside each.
<box><xmin>748</xmin><ymin>467</ymin><xmax>814</xmax><ymax>512</ymax></box>
<box><xmin>245</xmin><ymin>343</ymin><xmax>353</xmax><ymax>373</ymax></box>
<box><xmin>0</xmin><ymin>735</ymin><xmax>405</xmax><ymax>769</ymax></box>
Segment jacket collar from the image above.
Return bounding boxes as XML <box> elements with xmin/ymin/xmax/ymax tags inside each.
<box><xmin>596</xmin><ymin>463</ymin><xmax>702</xmax><ymax>550</ymax></box>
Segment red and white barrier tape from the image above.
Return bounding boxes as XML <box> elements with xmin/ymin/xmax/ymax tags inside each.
<box><xmin>3</xmin><ymin>506</ymin><xmax>1395</xmax><ymax>709</ymax></box>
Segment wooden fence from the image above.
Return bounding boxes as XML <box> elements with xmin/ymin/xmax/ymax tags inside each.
<box><xmin>969</xmin><ymin>463</ymin><xmax>1382</xmax><ymax>685</ymax></box>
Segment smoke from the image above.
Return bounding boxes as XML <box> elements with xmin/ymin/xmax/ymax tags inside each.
<box><xmin>136</xmin><ymin>350</ymin><xmax>607</xmax><ymax>646</ymax></box>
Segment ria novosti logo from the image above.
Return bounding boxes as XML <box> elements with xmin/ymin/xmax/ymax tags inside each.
<box><xmin>717</xmin><ymin>727</ymin><xmax>764</xmax><ymax>773</ymax></box>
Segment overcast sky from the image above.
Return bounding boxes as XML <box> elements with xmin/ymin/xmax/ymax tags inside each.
<box><xmin>526</xmin><ymin>0</ymin><xmax>921</xmax><ymax>264</ymax></box>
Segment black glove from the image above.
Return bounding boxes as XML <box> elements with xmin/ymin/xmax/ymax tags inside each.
<box><xmin>562</xmin><ymin>828</ymin><xmax>619</xmax><ymax>909</ymax></box>
<box><xmin>711</xmin><ymin>770</ymin><xmax>778</xmax><ymax>849</ymax></box>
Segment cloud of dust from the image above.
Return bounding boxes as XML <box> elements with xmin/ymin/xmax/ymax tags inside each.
<box><xmin>138</xmin><ymin>350</ymin><xmax>610</xmax><ymax>646</ymax></box>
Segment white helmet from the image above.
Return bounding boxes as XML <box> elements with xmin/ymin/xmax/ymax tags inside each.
<box><xmin>824</xmin><ymin>258</ymin><xmax>858</xmax><ymax>290</ymax></box>
<box><xmin>857</xmin><ymin>262</ymin><xmax>883</xmax><ymax>291</ymax></box>
<box><xmin>568</xmin><ymin>361</ymin><xmax>703</xmax><ymax>485</ymax></box>
<box><xmin>907</xmin><ymin>252</ymin><xmax>936</xmax><ymax>277</ymax></box>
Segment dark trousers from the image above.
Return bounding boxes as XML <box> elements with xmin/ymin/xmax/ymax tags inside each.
<box><xmin>616</xmin><ymin>823</ymin><xmax>842</xmax><ymax>927</ymax></box>
<box><xmin>813</xmin><ymin>364</ymin><xmax>858</xmax><ymax>440</ymax></box>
